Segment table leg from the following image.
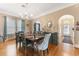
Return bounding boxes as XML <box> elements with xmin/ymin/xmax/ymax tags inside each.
<box><xmin>33</xmin><ymin>42</ymin><xmax>38</xmax><ymax>56</ymax></box>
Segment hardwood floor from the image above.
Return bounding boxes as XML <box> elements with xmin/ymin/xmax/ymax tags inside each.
<box><xmin>0</xmin><ymin>39</ymin><xmax>79</xmax><ymax>56</ymax></box>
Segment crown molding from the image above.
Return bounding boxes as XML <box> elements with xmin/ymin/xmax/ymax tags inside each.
<box><xmin>35</xmin><ymin>4</ymin><xmax>76</xmax><ymax>19</ymax></box>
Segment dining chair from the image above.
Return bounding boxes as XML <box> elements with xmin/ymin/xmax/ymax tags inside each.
<box><xmin>15</xmin><ymin>32</ymin><xmax>20</xmax><ymax>48</ymax></box>
<box><xmin>15</xmin><ymin>32</ymin><xmax>21</xmax><ymax>48</ymax></box>
<box><xmin>15</xmin><ymin>31</ymin><xmax>24</xmax><ymax>48</ymax></box>
<box><xmin>21</xmin><ymin>33</ymin><xmax>33</xmax><ymax>55</ymax></box>
<box><xmin>22</xmin><ymin>38</ymin><xmax>33</xmax><ymax>55</ymax></box>
<box><xmin>34</xmin><ymin>33</ymin><xmax>51</xmax><ymax>56</ymax></box>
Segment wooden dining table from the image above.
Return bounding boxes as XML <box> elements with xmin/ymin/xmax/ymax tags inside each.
<box><xmin>25</xmin><ymin>34</ymin><xmax>44</xmax><ymax>41</ymax></box>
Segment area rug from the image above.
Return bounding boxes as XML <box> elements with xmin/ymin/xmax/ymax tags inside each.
<box><xmin>63</xmin><ymin>36</ymin><xmax>73</xmax><ymax>44</ymax></box>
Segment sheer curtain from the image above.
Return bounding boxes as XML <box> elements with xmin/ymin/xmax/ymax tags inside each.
<box><xmin>4</xmin><ymin>16</ymin><xmax>25</xmax><ymax>40</ymax></box>
<box><xmin>17</xmin><ymin>19</ymin><xmax>22</xmax><ymax>31</ymax></box>
<box><xmin>17</xmin><ymin>19</ymin><xmax>25</xmax><ymax>32</ymax></box>
<box><xmin>6</xmin><ymin>16</ymin><xmax>16</xmax><ymax>35</ymax></box>
<box><xmin>6</xmin><ymin>16</ymin><xmax>16</xmax><ymax>39</ymax></box>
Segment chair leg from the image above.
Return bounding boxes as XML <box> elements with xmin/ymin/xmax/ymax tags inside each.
<box><xmin>25</xmin><ymin>46</ymin><xmax>26</xmax><ymax>56</ymax></box>
<box><xmin>19</xmin><ymin>42</ymin><xmax>21</xmax><ymax>51</ymax></box>
<box><xmin>16</xmin><ymin>42</ymin><xmax>20</xmax><ymax>51</ymax></box>
<box><xmin>16</xmin><ymin>41</ymin><xmax>18</xmax><ymax>48</ymax></box>
<box><xmin>43</xmin><ymin>50</ymin><xmax>46</xmax><ymax>56</ymax></box>
<box><xmin>16</xmin><ymin>42</ymin><xmax>17</xmax><ymax>48</ymax></box>
<box><xmin>40</xmin><ymin>50</ymin><xmax>44</xmax><ymax>56</ymax></box>
<box><xmin>40</xmin><ymin>49</ymin><xmax>48</xmax><ymax>56</ymax></box>
<box><xmin>44</xmin><ymin>49</ymin><xmax>48</xmax><ymax>55</ymax></box>
<box><xmin>37</xmin><ymin>50</ymin><xmax>40</xmax><ymax>56</ymax></box>
<box><xmin>24</xmin><ymin>41</ymin><xmax>28</xmax><ymax>56</ymax></box>
<box><xmin>47</xmin><ymin>48</ymin><xmax>48</xmax><ymax>53</ymax></box>
<box><xmin>44</xmin><ymin>49</ymin><xmax>48</xmax><ymax>56</ymax></box>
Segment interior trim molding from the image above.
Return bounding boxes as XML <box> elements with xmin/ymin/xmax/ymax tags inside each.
<box><xmin>35</xmin><ymin>4</ymin><xmax>76</xmax><ymax>18</ymax></box>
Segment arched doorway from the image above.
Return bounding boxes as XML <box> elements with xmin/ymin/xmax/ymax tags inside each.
<box><xmin>58</xmin><ymin>15</ymin><xmax>74</xmax><ymax>45</ymax></box>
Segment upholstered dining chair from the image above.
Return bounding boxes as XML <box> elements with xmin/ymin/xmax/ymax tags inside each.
<box><xmin>21</xmin><ymin>33</ymin><xmax>33</xmax><ymax>55</ymax></box>
<box><xmin>15</xmin><ymin>32</ymin><xmax>24</xmax><ymax>48</ymax></box>
<box><xmin>15</xmin><ymin>32</ymin><xmax>20</xmax><ymax>48</ymax></box>
<box><xmin>22</xmin><ymin>38</ymin><xmax>33</xmax><ymax>55</ymax></box>
<box><xmin>34</xmin><ymin>33</ymin><xmax>51</xmax><ymax>56</ymax></box>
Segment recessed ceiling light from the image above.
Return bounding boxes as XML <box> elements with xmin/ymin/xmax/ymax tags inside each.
<box><xmin>21</xmin><ymin>5</ymin><xmax>25</xmax><ymax>7</ymax></box>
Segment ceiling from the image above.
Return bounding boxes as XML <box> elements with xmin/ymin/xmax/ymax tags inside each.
<box><xmin>0</xmin><ymin>3</ymin><xmax>76</xmax><ymax>19</ymax></box>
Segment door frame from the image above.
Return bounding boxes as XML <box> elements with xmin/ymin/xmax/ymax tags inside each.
<box><xmin>58</xmin><ymin>15</ymin><xmax>75</xmax><ymax>46</ymax></box>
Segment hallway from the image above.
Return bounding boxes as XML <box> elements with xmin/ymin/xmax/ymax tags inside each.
<box><xmin>63</xmin><ymin>36</ymin><xmax>73</xmax><ymax>44</ymax></box>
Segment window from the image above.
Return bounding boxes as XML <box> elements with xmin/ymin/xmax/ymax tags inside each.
<box><xmin>34</xmin><ymin>23</ymin><xmax>40</xmax><ymax>32</ymax></box>
<box><xmin>17</xmin><ymin>20</ymin><xmax>22</xmax><ymax>31</ymax></box>
<box><xmin>17</xmin><ymin>19</ymin><xmax>25</xmax><ymax>32</ymax></box>
<box><xmin>6</xmin><ymin>16</ymin><xmax>16</xmax><ymax>34</ymax></box>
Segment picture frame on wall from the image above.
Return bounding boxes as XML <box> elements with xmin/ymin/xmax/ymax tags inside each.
<box><xmin>47</xmin><ymin>21</ymin><xmax>52</xmax><ymax>28</ymax></box>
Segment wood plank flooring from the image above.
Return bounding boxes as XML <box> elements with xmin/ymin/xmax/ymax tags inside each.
<box><xmin>0</xmin><ymin>39</ymin><xmax>79</xmax><ymax>56</ymax></box>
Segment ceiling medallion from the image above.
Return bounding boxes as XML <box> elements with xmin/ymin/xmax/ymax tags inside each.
<box><xmin>21</xmin><ymin>3</ymin><xmax>28</xmax><ymax>8</ymax></box>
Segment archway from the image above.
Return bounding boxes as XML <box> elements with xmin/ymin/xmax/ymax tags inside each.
<box><xmin>58</xmin><ymin>15</ymin><xmax>75</xmax><ymax>45</ymax></box>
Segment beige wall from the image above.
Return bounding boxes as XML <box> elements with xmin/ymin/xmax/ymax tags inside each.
<box><xmin>39</xmin><ymin>4</ymin><xmax>79</xmax><ymax>33</ymax></box>
<box><xmin>39</xmin><ymin>4</ymin><xmax>79</xmax><ymax>46</ymax></box>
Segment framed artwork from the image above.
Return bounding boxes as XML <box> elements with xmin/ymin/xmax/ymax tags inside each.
<box><xmin>47</xmin><ymin>21</ymin><xmax>52</xmax><ymax>28</ymax></box>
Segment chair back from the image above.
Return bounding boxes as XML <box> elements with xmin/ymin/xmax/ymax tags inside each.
<box><xmin>15</xmin><ymin>32</ymin><xmax>19</xmax><ymax>40</ymax></box>
<box><xmin>38</xmin><ymin>33</ymin><xmax>51</xmax><ymax>50</ymax></box>
<box><xmin>19</xmin><ymin>32</ymin><xmax>25</xmax><ymax>40</ymax></box>
<box><xmin>15</xmin><ymin>31</ymin><xmax>24</xmax><ymax>41</ymax></box>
